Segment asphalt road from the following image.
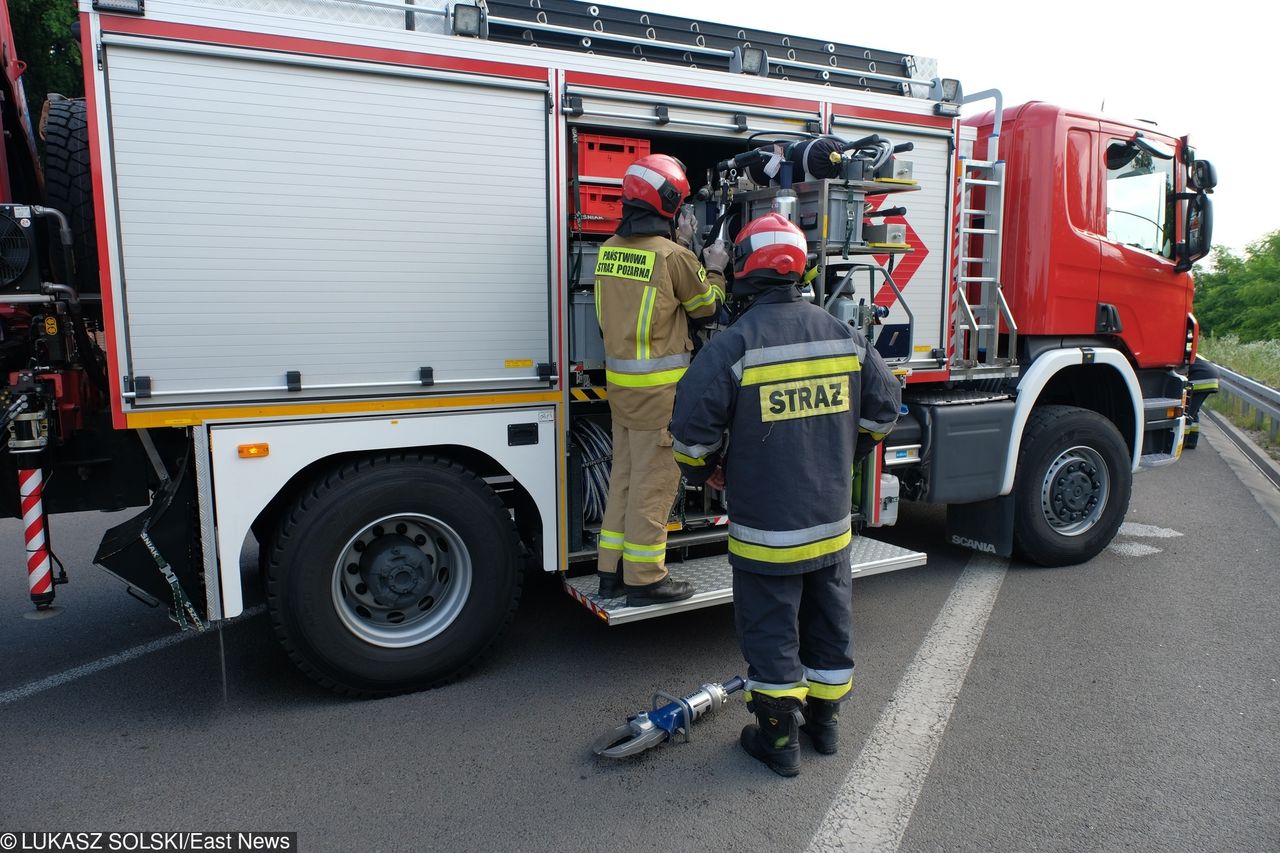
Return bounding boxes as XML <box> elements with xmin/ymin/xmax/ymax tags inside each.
<box><xmin>0</xmin><ymin>418</ymin><xmax>1276</xmax><ymax>853</ymax></box>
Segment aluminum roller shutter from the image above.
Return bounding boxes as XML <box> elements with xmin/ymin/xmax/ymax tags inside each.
<box><xmin>104</xmin><ymin>43</ymin><xmax>552</xmax><ymax>406</ymax></box>
<box><xmin>564</xmin><ymin>84</ymin><xmax>820</xmax><ymax>139</ymax></box>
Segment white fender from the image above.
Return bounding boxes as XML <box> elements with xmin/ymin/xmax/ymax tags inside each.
<box><xmin>205</xmin><ymin>407</ymin><xmax>559</xmax><ymax>618</ymax></box>
<box><xmin>999</xmin><ymin>347</ymin><xmax>1144</xmax><ymax>495</ymax></box>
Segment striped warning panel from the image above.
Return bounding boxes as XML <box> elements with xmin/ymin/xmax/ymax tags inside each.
<box><xmin>570</xmin><ymin>387</ymin><xmax>609</xmax><ymax>402</ymax></box>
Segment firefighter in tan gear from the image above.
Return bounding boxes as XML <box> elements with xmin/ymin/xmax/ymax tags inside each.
<box><xmin>595</xmin><ymin>154</ymin><xmax>728</xmax><ymax>606</ymax></box>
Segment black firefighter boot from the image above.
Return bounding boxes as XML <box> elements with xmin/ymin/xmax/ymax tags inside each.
<box><xmin>624</xmin><ymin>576</ymin><xmax>694</xmax><ymax>606</ymax></box>
<box><xmin>740</xmin><ymin>694</ymin><xmax>803</xmax><ymax>777</ymax></box>
<box><xmin>800</xmin><ymin>698</ymin><xmax>841</xmax><ymax>755</ymax></box>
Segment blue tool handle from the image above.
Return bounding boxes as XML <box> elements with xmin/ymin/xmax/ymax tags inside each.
<box><xmin>651</xmin><ymin>696</ymin><xmax>692</xmax><ymax>734</ymax></box>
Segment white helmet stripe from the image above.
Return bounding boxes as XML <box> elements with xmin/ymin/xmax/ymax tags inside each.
<box><xmin>745</xmin><ymin>230</ymin><xmax>809</xmax><ymax>253</ymax></box>
<box><xmin>624</xmin><ymin>164</ymin><xmax>667</xmax><ymax>191</ymax></box>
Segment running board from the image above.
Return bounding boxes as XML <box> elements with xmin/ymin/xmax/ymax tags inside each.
<box><xmin>563</xmin><ymin>536</ymin><xmax>926</xmax><ymax>625</ymax></box>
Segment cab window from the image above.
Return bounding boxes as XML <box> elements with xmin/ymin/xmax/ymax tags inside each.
<box><xmin>1105</xmin><ymin>141</ymin><xmax>1175</xmax><ymax>258</ymax></box>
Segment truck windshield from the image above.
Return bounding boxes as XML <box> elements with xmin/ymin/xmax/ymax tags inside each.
<box><xmin>1105</xmin><ymin>145</ymin><xmax>1175</xmax><ymax>259</ymax></box>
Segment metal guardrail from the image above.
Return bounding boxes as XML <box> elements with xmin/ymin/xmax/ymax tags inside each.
<box><xmin>1202</xmin><ymin>358</ymin><xmax>1280</xmax><ymax>444</ymax></box>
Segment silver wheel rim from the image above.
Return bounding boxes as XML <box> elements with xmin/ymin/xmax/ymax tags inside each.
<box><xmin>331</xmin><ymin>513</ymin><xmax>472</xmax><ymax>648</ymax></box>
<box><xmin>1040</xmin><ymin>445</ymin><xmax>1110</xmax><ymax>537</ymax></box>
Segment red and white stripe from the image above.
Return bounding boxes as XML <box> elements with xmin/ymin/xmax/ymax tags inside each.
<box><xmin>19</xmin><ymin>467</ymin><xmax>54</xmax><ymax>605</ymax></box>
<box><xmin>948</xmin><ymin>152</ymin><xmax>964</xmax><ymax>362</ymax></box>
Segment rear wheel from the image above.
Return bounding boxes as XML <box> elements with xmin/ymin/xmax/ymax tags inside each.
<box><xmin>266</xmin><ymin>454</ymin><xmax>522</xmax><ymax>696</ymax></box>
<box><xmin>1012</xmin><ymin>406</ymin><xmax>1132</xmax><ymax>567</ymax></box>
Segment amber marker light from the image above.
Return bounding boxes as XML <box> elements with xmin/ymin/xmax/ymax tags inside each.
<box><xmin>238</xmin><ymin>443</ymin><xmax>270</xmax><ymax>459</ymax></box>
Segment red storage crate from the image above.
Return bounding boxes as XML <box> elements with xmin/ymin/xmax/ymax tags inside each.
<box><xmin>577</xmin><ymin>134</ymin><xmax>650</xmax><ymax>181</ymax></box>
<box><xmin>570</xmin><ymin>184</ymin><xmax>624</xmax><ymax>234</ymax></box>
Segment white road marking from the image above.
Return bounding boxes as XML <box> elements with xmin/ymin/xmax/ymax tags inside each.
<box><xmin>1118</xmin><ymin>522</ymin><xmax>1183</xmax><ymax>539</ymax></box>
<box><xmin>0</xmin><ymin>605</ymin><xmax>266</xmax><ymax>707</ymax></box>
<box><xmin>1108</xmin><ymin>542</ymin><xmax>1162</xmax><ymax>557</ymax></box>
<box><xmin>807</xmin><ymin>555</ymin><xmax>1008</xmax><ymax>853</ymax></box>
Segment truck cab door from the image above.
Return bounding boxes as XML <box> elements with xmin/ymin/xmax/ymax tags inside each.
<box><xmin>1096</xmin><ymin>123</ymin><xmax>1188</xmax><ymax>366</ymax></box>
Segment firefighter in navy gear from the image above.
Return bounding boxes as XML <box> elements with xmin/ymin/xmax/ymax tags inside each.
<box><xmin>595</xmin><ymin>154</ymin><xmax>727</xmax><ymax>606</ymax></box>
<box><xmin>670</xmin><ymin>213</ymin><xmax>901</xmax><ymax>776</ymax></box>
<box><xmin>1184</xmin><ymin>358</ymin><xmax>1219</xmax><ymax>449</ymax></box>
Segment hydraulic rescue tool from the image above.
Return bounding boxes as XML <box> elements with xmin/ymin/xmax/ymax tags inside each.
<box><xmin>592</xmin><ymin>676</ymin><xmax>745</xmax><ymax>758</ymax></box>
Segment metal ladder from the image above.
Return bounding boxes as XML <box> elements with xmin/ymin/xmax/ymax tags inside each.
<box><xmin>952</xmin><ymin>93</ymin><xmax>1018</xmax><ymax>375</ymax></box>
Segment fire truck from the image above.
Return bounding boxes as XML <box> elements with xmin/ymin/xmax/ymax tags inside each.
<box><xmin>0</xmin><ymin>0</ymin><xmax>1215</xmax><ymax>695</ymax></box>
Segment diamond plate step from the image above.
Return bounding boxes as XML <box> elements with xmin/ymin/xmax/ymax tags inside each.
<box><xmin>563</xmin><ymin>536</ymin><xmax>926</xmax><ymax>625</ymax></box>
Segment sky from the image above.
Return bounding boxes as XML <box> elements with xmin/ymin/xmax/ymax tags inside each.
<box><xmin>607</xmin><ymin>0</ymin><xmax>1274</xmax><ymax>257</ymax></box>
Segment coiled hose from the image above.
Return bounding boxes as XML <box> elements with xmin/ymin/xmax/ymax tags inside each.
<box><xmin>571</xmin><ymin>418</ymin><xmax>613</xmax><ymax>523</ymax></box>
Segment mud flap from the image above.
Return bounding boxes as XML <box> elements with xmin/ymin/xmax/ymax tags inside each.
<box><xmin>946</xmin><ymin>494</ymin><xmax>1015</xmax><ymax>558</ymax></box>
<box><xmin>93</xmin><ymin>446</ymin><xmax>206</xmax><ymax>626</ymax></box>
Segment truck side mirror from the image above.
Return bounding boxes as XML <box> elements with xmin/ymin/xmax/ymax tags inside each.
<box><xmin>1189</xmin><ymin>159</ymin><xmax>1217</xmax><ymax>192</ymax></box>
<box><xmin>1175</xmin><ymin>193</ymin><xmax>1213</xmax><ymax>273</ymax></box>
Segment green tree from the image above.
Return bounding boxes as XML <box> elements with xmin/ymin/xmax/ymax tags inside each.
<box><xmin>9</xmin><ymin>0</ymin><xmax>81</xmax><ymax>120</ymax></box>
<box><xmin>1194</xmin><ymin>231</ymin><xmax>1280</xmax><ymax>342</ymax></box>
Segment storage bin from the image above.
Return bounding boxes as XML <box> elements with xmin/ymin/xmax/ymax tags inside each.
<box><xmin>570</xmin><ymin>184</ymin><xmax>624</xmax><ymax>234</ymax></box>
<box><xmin>577</xmin><ymin>133</ymin><xmax>650</xmax><ymax>181</ymax></box>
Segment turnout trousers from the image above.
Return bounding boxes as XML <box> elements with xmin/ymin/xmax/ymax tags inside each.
<box><xmin>732</xmin><ymin>561</ymin><xmax>855</xmax><ymax>702</ymax></box>
<box><xmin>597</xmin><ymin>422</ymin><xmax>683</xmax><ymax>586</ymax></box>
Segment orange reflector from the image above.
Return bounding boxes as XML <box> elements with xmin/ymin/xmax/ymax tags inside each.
<box><xmin>238</xmin><ymin>443</ymin><xmax>269</xmax><ymax>459</ymax></box>
<box><xmin>1167</xmin><ymin>407</ymin><xmax>1179</xmax><ymax>419</ymax></box>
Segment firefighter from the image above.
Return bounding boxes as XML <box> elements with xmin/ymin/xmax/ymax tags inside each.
<box><xmin>595</xmin><ymin>154</ymin><xmax>729</xmax><ymax>606</ymax></box>
<box><xmin>1184</xmin><ymin>358</ymin><xmax>1220</xmax><ymax>450</ymax></box>
<box><xmin>670</xmin><ymin>213</ymin><xmax>901</xmax><ymax>776</ymax></box>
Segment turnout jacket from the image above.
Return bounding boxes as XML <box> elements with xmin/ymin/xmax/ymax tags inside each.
<box><xmin>596</xmin><ymin>234</ymin><xmax>725</xmax><ymax>429</ymax></box>
<box><xmin>670</xmin><ymin>285</ymin><xmax>901</xmax><ymax>575</ymax></box>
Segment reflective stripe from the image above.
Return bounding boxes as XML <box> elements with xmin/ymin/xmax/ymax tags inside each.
<box><xmin>672</xmin><ymin>436</ymin><xmax>723</xmax><ymax>459</ymax></box>
<box><xmin>806</xmin><ymin>679</ymin><xmax>852</xmax><ymax>701</ymax></box>
<box><xmin>594</xmin><ymin>284</ymin><xmax>601</xmax><ymax>326</ymax></box>
<box><xmin>623</xmin><ymin>541</ymin><xmax>666</xmax><ymax>563</ymax></box>
<box><xmin>605</xmin><ymin>353</ymin><xmax>691</xmax><ymax>392</ymax></box>
<box><xmin>1191</xmin><ymin>380</ymin><xmax>1219</xmax><ymax>391</ymax></box>
<box><xmin>729</xmin><ymin>529</ymin><xmax>852</xmax><ymax>564</ymax></box>
<box><xmin>625</xmin><ymin>163</ymin><xmax>666</xmax><ymax>191</ymax></box>
<box><xmin>859</xmin><ymin>417</ymin><xmax>896</xmax><ymax>433</ymax></box>
<box><xmin>746</xmin><ymin>229</ymin><xmax>809</xmax><ymax>254</ymax></box>
<box><xmin>745</xmin><ymin>682</ymin><xmax>810</xmax><ymax>702</ymax></box>
<box><xmin>742</xmin><ymin>339</ymin><xmax>858</xmax><ymax>368</ymax></box>
<box><xmin>636</xmin><ymin>285</ymin><xmax>656</xmax><ymax>360</ymax></box>
<box><xmin>598</xmin><ymin>529</ymin><xmax>624</xmax><ymax>551</ymax></box>
<box><xmin>729</xmin><ymin>515</ymin><xmax>851</xmax><ymax>547</ymax></box>
<box><xmin>607</xmin><ymin>367</ymin><xmax>688</xmax><ymax>388</ymax></box>
<box><xmin>1186</xmin><ymin>424</ymin><xmax>1201</xmax><ymax>433</ymax></box>
<box><xmin>805</xmin><ymin>666</ymin><xmax>854</xmax><ymax>684</ymax></box>
<box><xmin>673</xmin><ymin>451</ymin><xmax>706</xmax><ymax>467</ymax></box>
<box><xmin>606</xmin><ymin>353</ymin><xmax>691</xmax><ymax>374</ymax></box>
<box><xmin>741</xmin><ymin>355</ymin><xmax>860</xmax><ymax>386</ymax></box>
<box><xmin>682</xmin><ymin>288</ymin><xmax>719</xmax><ymax>312</ymax></box>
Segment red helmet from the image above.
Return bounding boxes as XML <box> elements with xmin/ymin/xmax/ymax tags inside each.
<box><xmin>734</xmin><ymin>212</ymin><xmax>808</xmax><ymax>279</ymax></box>
<box><xmin>621</xmin><ymin>154</ymin><xmax>690</xmax><ymax>219</ymax></box>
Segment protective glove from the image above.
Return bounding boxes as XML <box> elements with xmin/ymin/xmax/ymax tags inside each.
<box><xmin>707</xmin><ymin>464</ymin><xmax>725</xmax><ymax>491</ymax></box>
<box><xmin>675</xmin><ymin>206</ymin><xmax>697</xmax><ymax>248</ymax></box>
<box><xmin>702</xmin><ymin>239</ymin><xmax>730</xmax><ymax>275</ymax></box>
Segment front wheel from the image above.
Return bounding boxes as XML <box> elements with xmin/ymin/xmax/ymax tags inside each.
<box><xmin>265</xmin><ymin>454</ymin><xmax>522</xmax><ymax>696</ymax></box>
<box><xmin>1012</xmin><ymin>406</ymin><xmax>1132</xmax><ymax>567</ymax></box>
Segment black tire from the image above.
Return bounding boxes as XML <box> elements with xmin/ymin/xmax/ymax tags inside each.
<box><xmin>266</xmin><ymin>454</ymin><xmax>523</xmax><ymax>697</ymax></box>
<box><xmin>1012</xmin><ymin>405</ymin><xmax>1132</xmax><ymax>567</ymax></box>
<box><xmin>42</xmin><ymin>98</ymin><xmax>98</xmax><ymax>294</ymax></box>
